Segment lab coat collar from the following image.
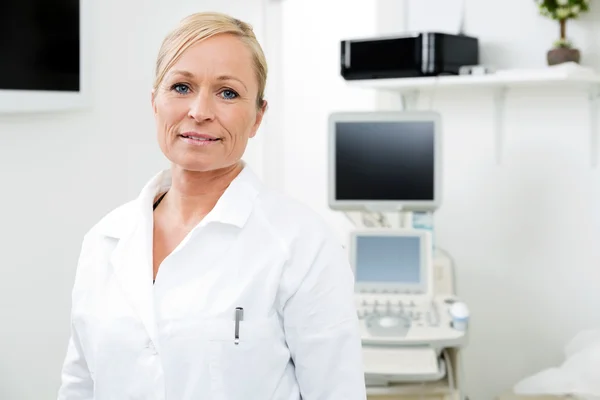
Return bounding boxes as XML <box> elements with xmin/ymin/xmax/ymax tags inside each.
<box><xmin>98</xmin><ymin>162</ymin><xmax>263</xmax><ymax>239</ymax></box>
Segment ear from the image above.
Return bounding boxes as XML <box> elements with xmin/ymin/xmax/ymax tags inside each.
<box><xmin>151</xmin><ymin>89</ymin><xmax>157</xmax><ymax>115</ymax></box>
<box><xmin>249</xmin><ymin>100</ymin><xmax>268</xmax><ymax>139</ymax></box>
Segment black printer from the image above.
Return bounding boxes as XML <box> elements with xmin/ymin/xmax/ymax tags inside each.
<box><xmin>340</xmin><ymin>32</ymin><xmax>479</xmax><ymax>80</ymax></box>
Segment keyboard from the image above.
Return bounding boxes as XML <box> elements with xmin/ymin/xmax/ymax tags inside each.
<box><xmin>356</xmin><ymin>295</ymin><xmax>467</xmax><ymax>348</ymax></box>
<box><xmin>357</xmin><ymin>297</ymin><xmax>441</xmax><ymax>329</ymax></box>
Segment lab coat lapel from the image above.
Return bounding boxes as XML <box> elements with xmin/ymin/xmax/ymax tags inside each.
<box><xmin>109</xmin><ymin>212</ymin><xmax>158</xmax><ymax>346</ymax></box>
<box><xmin>102</xmin><ymin>171</ymin><xmax>167</xmax><ymax>348</ymax></box>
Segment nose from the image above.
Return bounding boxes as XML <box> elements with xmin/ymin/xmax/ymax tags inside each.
<box><xmin>188</xmin><ymin>91</ymin><xmax>215</xmax><ymax>122</ymax></box>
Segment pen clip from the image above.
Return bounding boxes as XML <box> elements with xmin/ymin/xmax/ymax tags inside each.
<box><xmin>234</xmin><ymin>307</ymin><xmax>244</xmax><ymax>345</ymax></box>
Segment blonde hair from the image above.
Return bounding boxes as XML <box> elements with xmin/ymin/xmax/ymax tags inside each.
<box><xmin>152</xmin><ymin>12</ymin><xmax>267</xmax><ymax>108</ymax></box>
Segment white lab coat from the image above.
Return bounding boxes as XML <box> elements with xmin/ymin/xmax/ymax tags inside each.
<box><xmin>58</xmin><ymin>165</ymin><xmax>366</xmax><ymax>400</ymax></box>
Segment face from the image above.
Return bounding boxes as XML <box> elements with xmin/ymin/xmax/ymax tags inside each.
<box><xmin>152</xmin><ymin>34</ymin><xmax>266</xmax><ymax>172</ymax></box>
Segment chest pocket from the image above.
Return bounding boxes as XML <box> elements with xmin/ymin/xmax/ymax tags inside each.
<box><xmin>206</xmin><ymin>314</ymin><xmax>290</xmax><ymax>400</ymax></box>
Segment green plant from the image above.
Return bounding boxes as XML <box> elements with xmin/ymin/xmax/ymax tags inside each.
<box><xmin>535</xmin><ymin>0</ymin><xmax>590</xmax><ymax>48</ymax></box>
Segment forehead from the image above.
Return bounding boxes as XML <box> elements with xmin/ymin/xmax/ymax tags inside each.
<box><xmin>170</xmin><ymin>34</ymin><xmax>256</xmax><ymax>85</ymax></box>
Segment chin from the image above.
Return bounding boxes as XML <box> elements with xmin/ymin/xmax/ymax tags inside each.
<box><xmin>171</xmin><ymin>155</ymin><xmax>237</xmax><ymax>173</ymax></box>
<box><xmin>177</xmin><ymin>162</ymin><xmax>219</xmax><ymax>173</ymax></box>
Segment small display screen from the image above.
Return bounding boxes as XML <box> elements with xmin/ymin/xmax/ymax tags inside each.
<box><xmin>354</xmin><ymin>235</ymin><xmax>421</xmax><ymax>284</ymax></box>
<box><xmin>0</xmin><ymin>0</ymin><xmax>80</xmax><ymax>92</ymax></box>
<box><xmin>334</xmin><ymin>121</ymin><xmax>435</xmax><ymax>201</ymax></box>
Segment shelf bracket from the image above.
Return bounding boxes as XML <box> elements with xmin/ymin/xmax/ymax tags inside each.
<box><xmin>589</xmin><ymin>84</ymin><xmax>600</xmax><ymax>168</ymax></box>
<box><xmin>399</xmin><ymin>91</ymin><xmax>420</xmax><ymax>110</ymax></box>
<box><xmin>493</xmin><ymin>87</ymin><xmax>507</xmax><ymax>165</ymax></box>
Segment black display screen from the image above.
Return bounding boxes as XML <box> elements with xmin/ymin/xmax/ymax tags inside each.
<box><xmin>334</xmin><ymin>121</ymin><xmax>435</xmax><ymax>201</ymax></box>
<box><xmin>0</xmin><ymin>0</ymin><xmax>80</xmax><ymax>92</ymax></box>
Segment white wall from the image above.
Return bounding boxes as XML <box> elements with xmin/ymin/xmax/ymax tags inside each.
<box><xmin>279</xmin><ymin>0</ymin><xmax>600</xmax><ymax>399</ymax></box>
<box><xmin>0</xmin><ymin>1</ymin><xmax>268</xmax><ymax>398</ymax></box>
<box><xmin>279</xmin><ymin>0</ymin><xmax>378</xmax><ymax>242</ymax></box>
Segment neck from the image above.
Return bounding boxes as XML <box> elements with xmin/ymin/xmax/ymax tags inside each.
<box><xmin>161</xmin><ymin>162</ymin><xmax>244</xmax><ymax>227</ymax></box>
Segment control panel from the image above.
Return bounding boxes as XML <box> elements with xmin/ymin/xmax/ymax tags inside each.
<box><xmin>356</xmin><ymin>294</ymin><xmax>467</xmax><ymax>349</ymax></box>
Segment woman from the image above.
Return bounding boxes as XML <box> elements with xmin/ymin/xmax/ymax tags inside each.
<box><xmin>58</xmin><ymin>11</ymin><xmax>366</xmax><ymax>400</ymax></box>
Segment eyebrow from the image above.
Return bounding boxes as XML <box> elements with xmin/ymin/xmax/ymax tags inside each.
<box><xmin>169</xmin><ymin>70</ymin><xmax>248</xmax><ymax>91</ymax></box>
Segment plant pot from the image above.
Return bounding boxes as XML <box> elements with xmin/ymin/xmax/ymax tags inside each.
<box><xmin>547</xmin><ymin>47</ymin><xmax>580</xmax><ymax>66</ymax></box>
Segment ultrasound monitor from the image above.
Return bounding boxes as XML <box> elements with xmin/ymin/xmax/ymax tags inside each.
<box><xmin>350</xmin><ymin>229</ymin><xmax>432</xmax><ymax>296</ymax></box>
<box><xmin>328</xmin><ymin>111</ymin><xmax>442</xmax><ymax>212</ymax></box>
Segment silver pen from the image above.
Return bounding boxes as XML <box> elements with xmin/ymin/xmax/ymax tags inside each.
<box><xmin>234</xmin><ymin>307</ymin><xmax>244</xmax><ymax>345</ymax></box>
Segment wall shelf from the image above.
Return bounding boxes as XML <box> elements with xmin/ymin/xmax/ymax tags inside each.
<box><xmin>347</xmin><ymin>65</ymin><xmax>600</xmax><ymax>166</ymax></box>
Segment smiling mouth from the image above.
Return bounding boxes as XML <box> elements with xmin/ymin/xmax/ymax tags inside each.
<box><xmin>179</xmin><ymin>134</ymin><xmax>221</xmax><ymax>142</ymax></box>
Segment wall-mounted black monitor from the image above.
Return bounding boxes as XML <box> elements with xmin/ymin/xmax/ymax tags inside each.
<box><xmin>0</xmin><ymin>0</ymin><xmax>89</xmax><ymax>113</ymax></box>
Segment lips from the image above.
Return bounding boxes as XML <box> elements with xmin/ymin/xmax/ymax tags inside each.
<box><xmin>179</xmin><ymin>132</ymin><xmax>221</xmax><ymax>142</ymax></box>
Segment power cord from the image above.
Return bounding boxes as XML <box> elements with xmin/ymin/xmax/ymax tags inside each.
<box><xmin>354</xmin><ymin>211</ymin><xmax>392</xmax><ymax>228</ymax></box>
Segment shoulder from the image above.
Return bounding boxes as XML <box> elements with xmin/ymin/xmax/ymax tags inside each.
<box><xmin>72</xmin><ymin>200</ymin><xmax>139</xmax><ymax>286</ymax></box>
<box><xmin>257</xmin><ymin>189</ymin><xmax>334</xmax><ymax>237</ymax></box>
<box><xmin>253</xmin><ymin>188</ymin><xmax>344</xmax><ymax>260</ymax></box>
<box><xmin>85</xmin><ymin>199</ymin><xmax>139</xmax><ymax>240</ymax></box>
<box><xmin>76</xmin><ymin>200</ymin><xmax>139</xmax><ymax>264</ymax></box>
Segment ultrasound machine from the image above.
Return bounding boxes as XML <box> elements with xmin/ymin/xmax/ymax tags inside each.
<box><xmin>328</xmin><ymin>111</ymin><xmax>470</xmax><ymax>400</ymax></box>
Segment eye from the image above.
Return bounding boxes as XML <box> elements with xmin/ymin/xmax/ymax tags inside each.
<box><xmin>171</xmin><ymin>83</ymin><xmax>190</xmax><ymax>95</ymax></box>
<box><xmin>220</xmin><ymin>89</ymin><xmax>238</xmax><ymax>100</ymax></box>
